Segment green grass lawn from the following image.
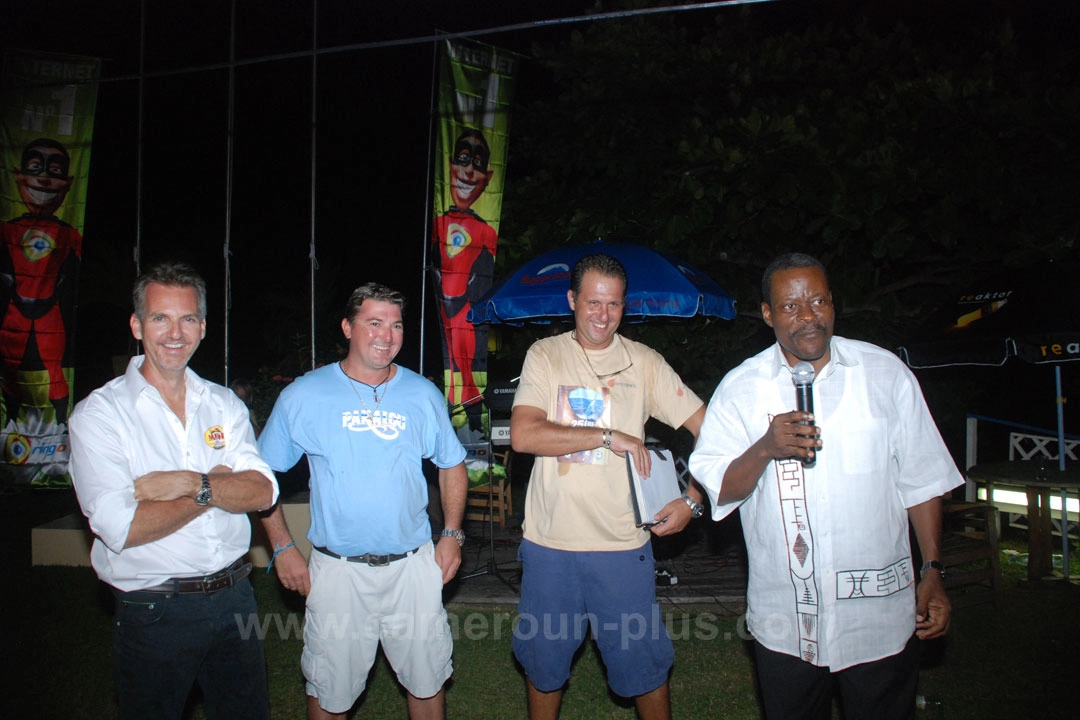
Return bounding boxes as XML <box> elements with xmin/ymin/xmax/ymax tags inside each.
<box><xmin>998</xmin><ymin>532</ymin><xmax>1080</xmax><ymax>582</ymax></box>
<box><xmin>8</xmin><ymin>558</ymin><xmax>1080</xmax><ymax>719</ymax></box>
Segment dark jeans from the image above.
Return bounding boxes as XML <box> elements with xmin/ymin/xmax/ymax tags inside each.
<box><xmin>111</xmin><ymin>579</ymin><xmax>269</xmax><ymax>720</ymax></box>
<box><xmin>754</xmin><ymin>634</ymin><xmax>919</xmax><ymax>720</ymax></box>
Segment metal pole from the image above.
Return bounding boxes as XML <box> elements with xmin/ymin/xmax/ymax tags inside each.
<box><xmin>223</xmin><ymin>0</ymin><xmax>237</xmax><ymax>385</ymax></box>
<box><xmin>418</xmin><ymin>37</ymin><xmax>440</xmax><ymax>377</ymax></box>
<box><xmin>1056</xmin><ymin>365</ymin><xmax>1066</xmax><ymax>472</ymax></box>
<box><xmin>965</xmin><ymin>415</ymin><xmax>978</xmax><ymax>501</ymax></box>
<box><xmin>309</xmin><ymin>0</ymin><xmax>319</xmax><ymax>370</ymax></box>
<box><xmin>1056</xmin><ymin>365</ymin><xmax>1069</xmax><ymax>577</ymax></box>
<box><xmin>134</xmin><ymin>0</ymin><xmax>145</xmax><ymax>278</ymax></box>
<box><xmin>89</xmin><ymin>1</ymin><xmax>774</xmax><ymax>87</ymax></box>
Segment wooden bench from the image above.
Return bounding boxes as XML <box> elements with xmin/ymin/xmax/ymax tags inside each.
<box><xmin>940</xmin><ymin>500</ymin><xmax>1002</xmax><ymax>608</ymax></box>
<box><xmin>465</xmin><ymin>449</ymin><xmax>513</xmax><ymax>528</ymax></box>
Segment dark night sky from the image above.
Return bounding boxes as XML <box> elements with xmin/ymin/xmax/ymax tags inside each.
<box><xmin>3</xmin><ymin>0</ymin><xmax>604</xmax><ymax>393</ymax></box>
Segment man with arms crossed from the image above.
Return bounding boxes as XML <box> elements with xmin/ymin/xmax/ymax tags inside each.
<box><xmin>70</xmin><ymin>261</ymin><xmax>278</xmax><ymax>720</ymax></box>
<box><xmin>510</xmin><ymin>253</ymin><xmax>708</xmax><ymax>720</ymax></box>
<box><xmin>690</xmin><ymin>252</ymin><xmax>962</xmax><ymax>719</ymax></box>
<box><xmin>259</xmin><ymin>283</ymin><xmax>467</xmax><ymax>720</ymax></box>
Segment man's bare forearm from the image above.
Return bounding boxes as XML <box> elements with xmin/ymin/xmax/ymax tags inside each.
<box><xmin>908</xmin><ymin>495</ymin><xmax>944</xmax><ymax>565</ymax></box>
<box><xmin>124</xmin><ymin>499</ymin><xmax>209</xmax><ymax>549</ymax></box>
<box><xmin>260</xmin><ymin>502</ymin><xmax>296</xmax><ymax>548</ymax></box>
<box><xmin>124</xmin><ymin>469</ymin><xmax>275</xmax><ymax>549</ymax></box>
<box><xmin>704</xmin><ymin>410</ymin><xmax>817</xmax><ymax>506</ymax></box>
<box><xmin>715</xmin><ymin>438</ymin><xmax>772</xmax><ymax>505</ymax></box>
<box><xmin>510</xmin><ymin>407</ymin><xmax>607</xmax><ymax>457</ymax></box>
<box><xmin>209</xmin><ymin>469</ymin><xmax>276</xmax><ymax>513</ymax></box>
<box><xmin>439</xmin><ymin>463</ymin><xmax>468</xmax><ymax>529</ymax></box>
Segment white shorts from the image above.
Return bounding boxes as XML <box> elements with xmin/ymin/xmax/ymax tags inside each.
<box><xmin>301</xmin><ymin>541</ymin><xmax>453</xmax><ymax>712</ymax></box>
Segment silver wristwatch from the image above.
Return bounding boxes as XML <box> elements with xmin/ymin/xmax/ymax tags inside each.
<box><xmin>681</xmin><ymin>493</ymin><xmax>704</xmax><ymax>519</ymax></box>
<box><xmin>440</xmin><ymin>528</ymin><xmax>466</xmax><ymax>547</ymax></box>
<box><xmin>195</xmin><ymin>473</ymin><xmax>213</xmax><ymax>506</ymax></box>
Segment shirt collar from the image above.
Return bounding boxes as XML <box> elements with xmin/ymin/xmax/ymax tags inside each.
<box><xmin>768</xmin><ymin>336</ymin><xmax>858</xmax><ymax>382</ymax></box>
<box><xmin>122</xmin><ymin>355</ymin><xmax>205</xmax><ymax>405</ymax></box>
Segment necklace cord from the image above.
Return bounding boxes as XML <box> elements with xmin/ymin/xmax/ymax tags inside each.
<box><xmin>340</xmin><ymin>361</ymin><xmax>392</xmax><ymax>405</ymax></box>
<box><xmin>572</xmin><ymin>332</ymin><xmax>633</xmax><ymax>381</ymax></box>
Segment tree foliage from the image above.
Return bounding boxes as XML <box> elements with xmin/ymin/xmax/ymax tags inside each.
<box><xmin>496</xmin><ymin>0</ymin><xmax>1079</xmax><ymax>392</ymax></box>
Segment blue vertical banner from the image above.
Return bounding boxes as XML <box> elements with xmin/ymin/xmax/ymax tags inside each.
<box><xmin>431</xmin><ymin>38</ymin><xmax>517</xmax><ymax>429</ymax></box>
<box><xmin>0</xmin><ymin>49</ymin><xmax>99</xmax><ymax>487</ymax></box>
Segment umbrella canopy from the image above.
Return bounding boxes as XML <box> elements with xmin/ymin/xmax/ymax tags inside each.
<box><xmin>468</xmin><ymin>240</ymin><xmax>736</xmax><ymax>324</ymax></box>
<box><xmin>897</xmin><ymin>261</ymin><xmax>1080</xmax><ymax>369</ymax></box>
<box><xmin>897</xmin><ymin>261</ymin><xmax>1079</xmax><ymax>474</ymax></box>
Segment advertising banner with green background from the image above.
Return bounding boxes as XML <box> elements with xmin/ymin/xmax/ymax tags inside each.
<box><xmin>431</xmin><ymin>38</ymin><xmax>517</xmax><ymax>431</ymax></box>
<box><xmin>1</xmin><ymin>49</ymin><xmax>99</xmax><ymax>487</ymax></box>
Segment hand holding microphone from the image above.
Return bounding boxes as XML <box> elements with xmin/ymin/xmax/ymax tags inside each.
<box><xmin>792</xmin><ymin>361</ymin><xmax>820</xmax><ymax>465</ymax></box>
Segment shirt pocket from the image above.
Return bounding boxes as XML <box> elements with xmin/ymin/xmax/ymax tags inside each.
<box><xmin>839</xmin><ymin>418</ymin><xmax>888</xmax><ymax>476</ymax></box>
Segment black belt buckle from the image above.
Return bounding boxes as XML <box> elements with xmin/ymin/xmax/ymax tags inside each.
<box><xmin>201</xmin><ymin>569</ymin><xmax>233</xmax><ymax>594</ymax></box>
<box><xmin>364</xmin><ymin>554</ymin><xmax>390</xmax><ymax>567</ymax></box>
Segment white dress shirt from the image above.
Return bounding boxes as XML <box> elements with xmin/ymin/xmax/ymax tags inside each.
<box><xmin>690</xmin><ymin>337</ymin><xmax>962</xmax><ymax>670</ymax></box>
<box><xmin>69</xmin><ymin>356</ymin><xmax>278</xmax><ymax>591</ymax></box>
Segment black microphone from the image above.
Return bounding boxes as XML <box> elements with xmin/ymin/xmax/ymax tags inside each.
<box><xmin>792</xmin><ymin>361</ymin><xmax>816</xmax><ymax>466</ymax></box>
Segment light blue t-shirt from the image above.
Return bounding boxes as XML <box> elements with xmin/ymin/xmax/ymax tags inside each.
<box><xmin>259</xmin><ymin>363</ymin><xmax>466</xmax><ymax>555</ymax></box>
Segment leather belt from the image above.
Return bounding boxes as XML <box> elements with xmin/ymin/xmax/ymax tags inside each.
<box><xmin>140</xmin><ymin>558</ymin><xmax>251</xmax><ymax>595</ymax></box>
<box><xmin>314</xmin><ymin>545</ymin><xmax>419</xmax><ymax>567</ymax></box>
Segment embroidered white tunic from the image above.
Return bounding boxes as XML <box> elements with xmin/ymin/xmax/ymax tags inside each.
<box><xmin>690</xmin><ymin>337</ymin><xmax>962</xmax><ymax>670</ymax></box>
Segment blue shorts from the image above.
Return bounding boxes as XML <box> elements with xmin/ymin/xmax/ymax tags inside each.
<box><xmin>512</xmin><ymin>539</ymin><xmax>673</xmax><ymax>698</ymax></box>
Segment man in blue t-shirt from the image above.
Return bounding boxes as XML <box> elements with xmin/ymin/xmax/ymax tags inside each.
<box><xmin>258</xmin><ymin>283</ymin><xmax>468</xmax><ymax>720</ymax></box>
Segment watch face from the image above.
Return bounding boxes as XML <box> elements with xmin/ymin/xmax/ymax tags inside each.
<box><xmin>196</xmin><ymin>476</ymin><xmax>212</xmax><ymax>506</ymax></box>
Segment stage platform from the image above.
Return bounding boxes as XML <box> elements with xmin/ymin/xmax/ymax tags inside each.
<box><xmin>24</xmin><ymin>489</ymin><xmax>748</xmax><ymax>611</ymax></box>
<box><xmin>29</xmin><ymin>492</ymin><xmax>316</xmax><ymax>568</ymax></box>
<box><xmin>447</xmin><ymin>519</ymin><xmax>748</xmax><ymax>611</ymax></box>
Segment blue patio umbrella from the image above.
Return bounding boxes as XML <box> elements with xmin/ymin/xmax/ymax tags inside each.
<box><xmin>468</xmin><ymin>240</ymin><xmax>736</xmax><ymax>324</ymax></box>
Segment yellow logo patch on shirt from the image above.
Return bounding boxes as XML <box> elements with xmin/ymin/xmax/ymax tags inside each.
<box><xmin>204</xmin><ymin>426</ymin><xmax>226</xmax><ymax>449</ymax></box>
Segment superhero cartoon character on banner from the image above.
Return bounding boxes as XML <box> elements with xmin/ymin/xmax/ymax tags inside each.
<box><xmin>432</xmin><ymin>129</ymin><xmax>497</xmax><ymax>429</ymax></box>
<box><xmin>0</xmin><ymin>138</ymin><xmax>82</xmax><ymax>472</ymax></box>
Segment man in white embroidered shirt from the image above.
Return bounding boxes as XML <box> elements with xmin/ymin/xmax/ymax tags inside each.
<box><xmin>69</xmin><ymin>262</ymin><xmax>278</xmax><ymax>720</ymax></box>
<box><xmin>689</xmin><ymin>252</ymin><xmax>962</xmax><ymax>720</ymax></box>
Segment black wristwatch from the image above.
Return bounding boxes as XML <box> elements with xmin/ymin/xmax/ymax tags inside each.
<box><xmin>681</xmin><ymin>493</ymin><xmax>704</xmax><ymax>519</ymax></box>
<box><xmin>195</xmin><ymin>473</ymin><xmax>213</xmax><ymax>506</ymax></box>
<box><xmin>920</xmin><ymin>560</ymin><xmax>945</xmax><ymax>580</ymax></box>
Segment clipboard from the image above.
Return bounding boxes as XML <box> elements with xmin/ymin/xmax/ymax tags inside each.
<box><xmin>627</xmin><ymin>448</ymin><xmax>682</xmax><ymax>527</ymax></box>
